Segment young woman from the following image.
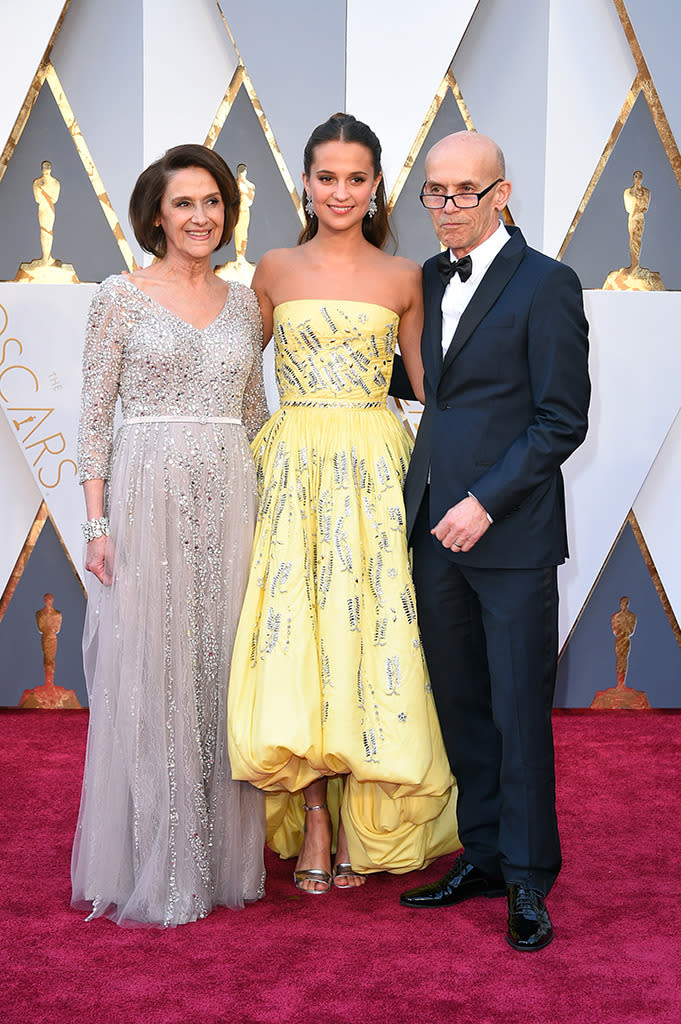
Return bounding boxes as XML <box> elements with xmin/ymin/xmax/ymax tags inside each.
<box><xmin>228</xmin><ymin>115</ymin><xmax>459</xmax><ymax>893</ymax></box>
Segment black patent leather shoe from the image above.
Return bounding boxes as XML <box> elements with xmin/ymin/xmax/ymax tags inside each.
<box><xmin>400</xmin><ymin>854</ymin><xmax>506</xmax><ymax>908</ymax></box>
<box><xmin>506</xmin><ymin>884</ymin><xmax>553</xmax><ymax>951</ymax></box>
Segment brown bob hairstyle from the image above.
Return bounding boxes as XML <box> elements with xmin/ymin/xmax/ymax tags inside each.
<box><xmin>129</xmin><ymin>144</ymin><xmax>240</xmax><ymax>259</ymax></box>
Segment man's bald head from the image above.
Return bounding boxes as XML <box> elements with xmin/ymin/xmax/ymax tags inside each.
<box><xmin>425</xmin><ymin>132</ymin><xmax>505</xmax><ymax>181</ymax></box>
<box><xmin>422</xmin><ymin>131</ymin><xmax>511</xmax><ymax>257</ymax></box>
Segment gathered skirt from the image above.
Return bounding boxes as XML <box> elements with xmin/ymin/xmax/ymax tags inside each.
<box><xmin>228</xmin><ymin>405</ymin><xmax>460</xmax><ymax>873</ymax></box>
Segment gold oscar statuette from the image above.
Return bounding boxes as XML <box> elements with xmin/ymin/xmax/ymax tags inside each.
<box><xmin>603</xmin><ymin>171</ymin><xmax>664</xmax><ymax>291</ymax></box>
<box><xmin>15</xmin><ymin>160</ymin><xmax>79</xmax><ymax>283</ymax></box>
<box><xmin>590</xmin><ymin>596</ymin><xmax>650</xmax><ymax>709</ymax></box>
<box><xmin>18</xmin><ymin>593</ymin><xmax>82</xmax><ymax>708</ymax></box>
<box><xmin>215</xmin><ymin>163</ymin><xmax>256</xmax><ymax>286</ymax></box>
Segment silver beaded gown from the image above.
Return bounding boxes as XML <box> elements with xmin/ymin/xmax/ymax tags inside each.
<box><xmin>71</xmin><ymin>275</ymin><xmax>267</xmax><ymax>927</ymax></box>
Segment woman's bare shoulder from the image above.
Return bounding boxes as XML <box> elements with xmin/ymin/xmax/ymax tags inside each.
<box><xmin>380</xmin><ymin>251</ymin><xmax>421</xmax><ymax>278</ymax></box>
<box><xmin>257</xmin><ymin>246</ymin><xmax>300</xmax><ymax>272</ymax></box>
<box><xmin>370</xmin><ymin>251</ymin><xmax>422</xmax><ymax>304</ymax></box>
<box><xmin>367</xmin><ymin>247</ymin><xmax>419</xmax><ymax>280</ymax></box>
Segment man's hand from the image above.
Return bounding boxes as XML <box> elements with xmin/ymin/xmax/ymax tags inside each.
<box><xmin>431</xmin><ymin>495</ymin><xmax>490</xmax><ymax>552</ymax></box>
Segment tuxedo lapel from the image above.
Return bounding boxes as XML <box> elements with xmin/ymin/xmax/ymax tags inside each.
<box><xmin>422</xmin><ymin>257</ymin><xmax>447</xmax><ymax>382</ymax></box>
<box><xmin>440</xmin><ymin>227</ymin><xmax>526</xmax><ymax>380</ymax></box>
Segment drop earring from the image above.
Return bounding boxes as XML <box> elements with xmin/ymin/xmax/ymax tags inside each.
<box><xmin>367</xmin><ymin>194</ymin><xmax>377</xmax><ymax>219</ymax></box>
<box><xmin>305</xmin><ymin>193</ymin><xmax>315</xmax><ymax>217</ymax></box>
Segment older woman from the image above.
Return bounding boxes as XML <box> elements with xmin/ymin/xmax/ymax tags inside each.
<box><xmin>71</xmin><ymin>144</ymin><xmax>267</xmax><ymax>927</ymax></box>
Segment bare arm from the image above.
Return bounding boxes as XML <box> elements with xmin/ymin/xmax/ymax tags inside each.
<box><xmin>251</xmin><ymin>254</ymin><xmax>275</xmax><ymax>350</ymax></box>
<box><xmin>396</xmin><ymin>265</ymin><xmax>425</xmax><ymax>405</ymax></box>
<box><xmin>83</xmin><ymin>478</ymin><xmax>105</xmax><ymax>522</ymax></box>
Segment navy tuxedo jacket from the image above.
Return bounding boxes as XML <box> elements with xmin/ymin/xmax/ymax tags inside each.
<box><xmin>404</xmin><ymin>225</ymin><xmax>590</xmax><ymax>569</ymax></box>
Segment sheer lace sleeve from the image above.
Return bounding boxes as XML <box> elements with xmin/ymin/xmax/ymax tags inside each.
<box><xmin>240</xmin><ymin>285</ymin><xmax>268</xmax><ymax>442</ymax></box>
<box><xmin>77</xmin><ymin>278</ymin><xmax>125</xmax><ymax>483</ymax></box>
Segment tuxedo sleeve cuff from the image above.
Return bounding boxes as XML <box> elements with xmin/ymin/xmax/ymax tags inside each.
<box><xmin>468</xmin><ymin>491</ymin><xmax>494</xmax><ymax>524</ymax></box>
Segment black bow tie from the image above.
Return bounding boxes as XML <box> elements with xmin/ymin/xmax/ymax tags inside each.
<box><xmin>437</xmin><ymin>250</ymin><xmax>473</xmax><ymax>285</ymax></box>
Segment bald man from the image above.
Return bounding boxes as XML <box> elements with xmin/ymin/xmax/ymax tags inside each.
<box><xmin>398</xmin><ymin>133</ymin><xmax>590</xmax><ymax>951</ymax></box>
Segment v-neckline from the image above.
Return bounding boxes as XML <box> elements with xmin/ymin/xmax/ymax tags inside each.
<box><xmin>122</xmin><ymin>277</ymin><xmax>232</xmax><ymax>332</ymax></box>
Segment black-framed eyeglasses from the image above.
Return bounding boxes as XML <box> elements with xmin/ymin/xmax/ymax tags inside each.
<box><xmin>419</xmin><ymin>178</ymin><xmax>503</xmax><ymax>210</ymax></box>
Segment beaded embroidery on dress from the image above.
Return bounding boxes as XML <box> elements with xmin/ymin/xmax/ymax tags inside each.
<box><xmin>228</xmin><ymin>300</ymin><xmax>460</xmax><ymax>874</ymax></box>
<box><xmin>71</xmin><ymin>276</ymin><xmax>267</xmax><ymax>926</ymax></box>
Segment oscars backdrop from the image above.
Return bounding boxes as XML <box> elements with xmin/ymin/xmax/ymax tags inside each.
<box><xmin>0</xmin><ymin>0</ymin><xmax>680</xmax><ymax>709</ymax></box>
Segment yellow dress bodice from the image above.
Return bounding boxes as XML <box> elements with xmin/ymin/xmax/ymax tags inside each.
<box><xmin>273</xmin><ymin>299</ymin><xmax>399</xmax><ymax>408</ymax></box>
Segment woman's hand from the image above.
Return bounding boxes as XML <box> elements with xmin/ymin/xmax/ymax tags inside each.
<box><xmin>85</xmin><ymin>536</ymin><xmax>113</xmax><ymax>586</ymax></box>
<box><xmin>82</xmin><ymin>480</ymin><xmax>112</xmax><ymax>584</ymax></box>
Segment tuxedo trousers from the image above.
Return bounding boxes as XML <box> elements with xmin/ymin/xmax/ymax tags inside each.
<box><xmin>411</xmin><ymin>495</ymin><xmax>562</xmax><ymax>894</ymax></box>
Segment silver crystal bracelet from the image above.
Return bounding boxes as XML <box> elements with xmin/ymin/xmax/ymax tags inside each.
<box><xmin>82</xmin><ymin>516</ymin><xmax>110</xmax><ymax>542</ymax></box>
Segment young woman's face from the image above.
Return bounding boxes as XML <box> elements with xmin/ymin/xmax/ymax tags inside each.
<box><xmin>303</xmin><ymin>140</ymin><xmax>381</xmax><ymax>232</ymax></box>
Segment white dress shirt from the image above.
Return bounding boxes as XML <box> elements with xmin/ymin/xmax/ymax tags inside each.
<box><xmin>441</xmin><ymin>220</ymin><xmax>510</xmax><ymax>358</ymax></box>
<box><xmin>439</xmin><ymin>220</ymin><xmax>510</xmax><ymax>522</ymax></box>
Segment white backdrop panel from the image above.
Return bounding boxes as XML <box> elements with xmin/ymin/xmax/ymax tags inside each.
<box><xmin>345</xmin><ymin>0</ymin><xmax>479</xmax><ymax>195</ymax></box>
<box><xmin>634</xmin><ymin>408</ymin><xmax>681</xmax><ymax>627</ymax></box>
<box><xmin>544</xmin><ymin>0</ymin><xmax>636</xmax><ymax>257</ymax></box>
<box><xmin>0</xmin><ymin>1</ymin><xmax>65</xmax><ymax>159</ymax></box>
<box><xmin>0</xmin><ymin>283</ymin><xmax>96</xmax><ymax>581</ymax></box>
<box><xmin>142</xmin><ymin>0</ymin><xmax>239</xmax><ymax>170</ymax></box>
<box><xmin>0</xmin><ymin>401</ymin><xmax>42</xmax><ymax>596</ymax></box>
<box><xmin>559</xmin><ymin>291</ymin><xmax>681</xmax><ymax>643</ymax></box>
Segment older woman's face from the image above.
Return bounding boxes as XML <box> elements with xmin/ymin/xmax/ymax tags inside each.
<box><xmin>156</xmin><ymin>166</ymin><xmax>224</xmax><ymax>260</ymax></box>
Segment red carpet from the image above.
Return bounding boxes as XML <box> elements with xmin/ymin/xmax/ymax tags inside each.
<box><xmin>1</xmin><ymin>709</ymin><xmax>680</xmax><ymax>1024</ymax></box>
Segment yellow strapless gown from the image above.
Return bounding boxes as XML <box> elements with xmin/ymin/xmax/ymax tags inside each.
<box><xmin>228</xmin><ymin>300</ymin><xmax>459</xmax><ymax>873</ymax></box>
